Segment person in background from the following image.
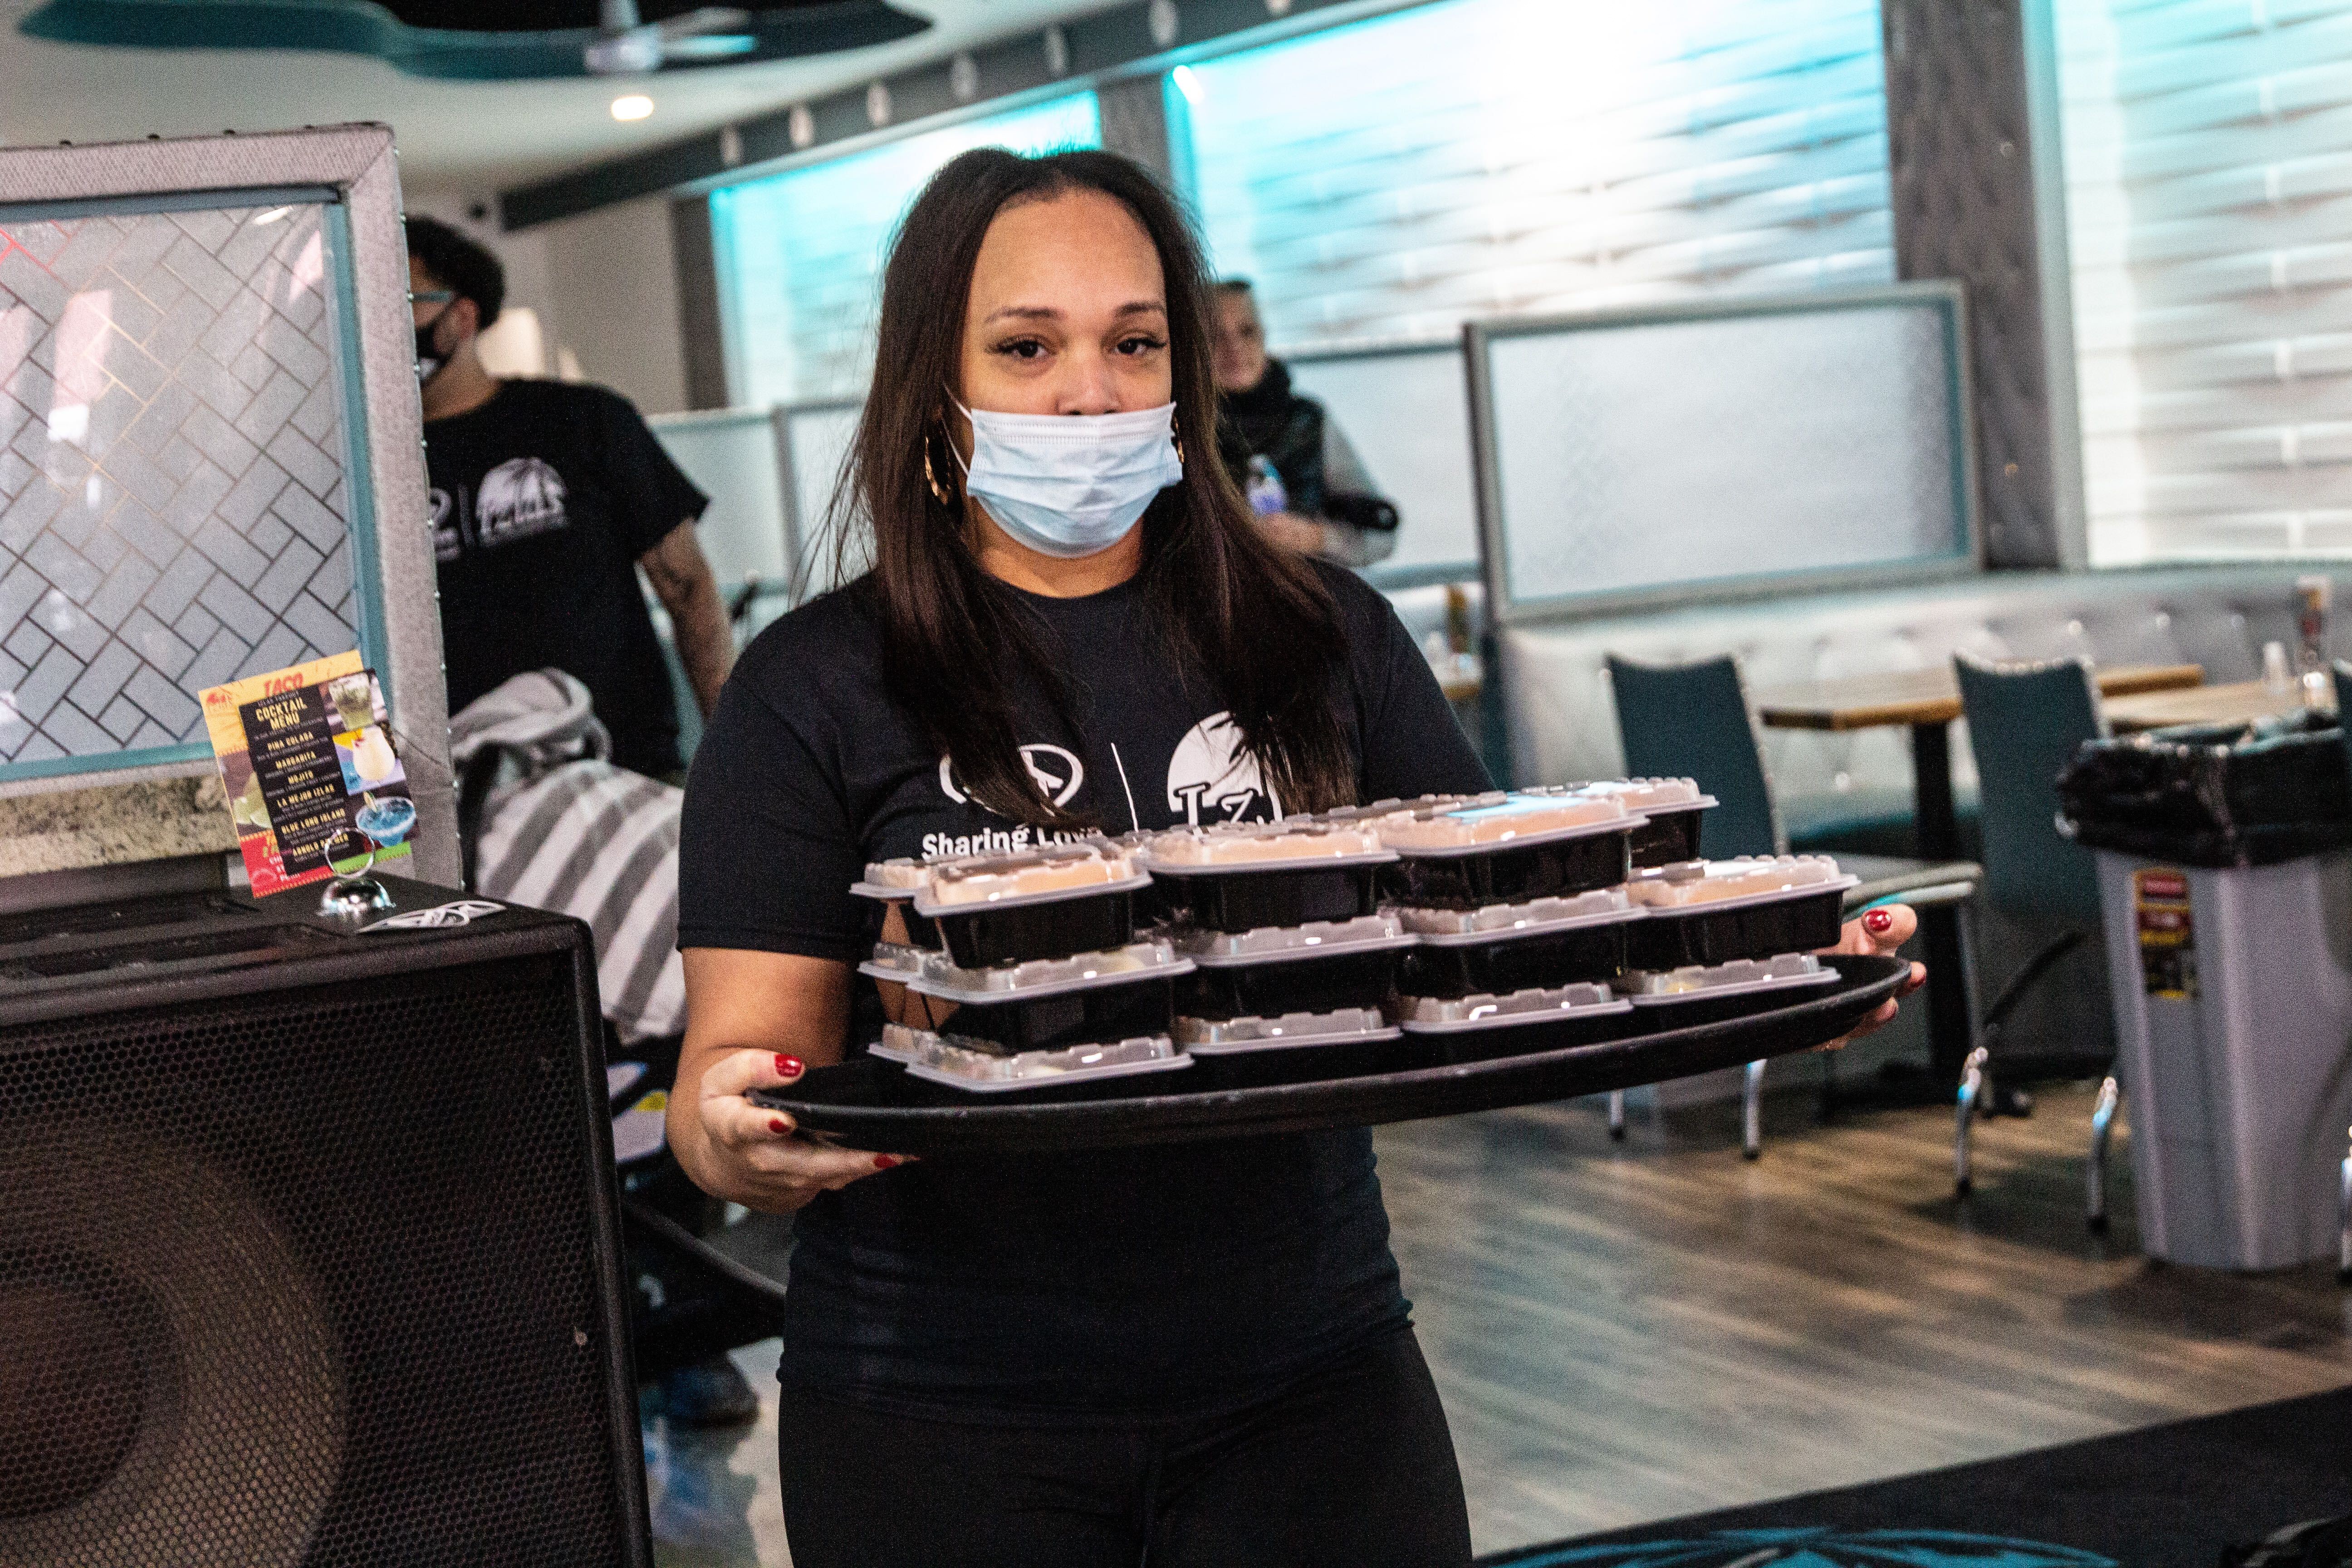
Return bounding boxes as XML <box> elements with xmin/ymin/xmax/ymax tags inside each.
<box><xmin>409</xmin><ymin>218</ymin><xmax>754</xmax><ymax>1430</ymax></box>
<box><xmin>407</xmin><ymin>217</ymin><xmax>732</xmax><ymax>784</ymax></box>
<box><xmin>1209</xmin><ymin>277</ymin><xmax>1399</xmax><ymax>569</ymax></box>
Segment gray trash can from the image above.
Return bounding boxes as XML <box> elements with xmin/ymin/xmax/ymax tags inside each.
<box><xmin>2063</xmin><ymin>716</ymin><xmax>2352</xmax><ymax>1270</ymax></box>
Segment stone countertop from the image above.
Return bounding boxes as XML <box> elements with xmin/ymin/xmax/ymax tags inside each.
<box><xmin>0</xmin><ymin>774</ymin><xmax>238</xmax><ymax>879</ymax></box>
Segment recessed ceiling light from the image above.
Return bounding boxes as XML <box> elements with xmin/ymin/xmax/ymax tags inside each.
<box><xmin>1171</xmin><ymin>65</ymin><xmax>1205</xmax><ymax>105</ymax></box>
<box><xmin>610</xmin><ymin>95</ymin><xmax>655</xmax><ymax>122</ymax></box>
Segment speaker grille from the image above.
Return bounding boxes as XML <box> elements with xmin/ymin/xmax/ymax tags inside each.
<box><xmin>0</xmin><ymin>946</ymin><xmax>635</xmax><ymax>1568</ymax></box>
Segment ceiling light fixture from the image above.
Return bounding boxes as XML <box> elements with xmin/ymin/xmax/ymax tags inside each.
<box><xmin>611</xmin><ymin>94</ymin><xmax>655</xmax><ymax>122</ymax></box>
<box><xmin>1171</xmin><ymin>65</ymin><xmax>1205</xmax><ymax>105</ymax></box>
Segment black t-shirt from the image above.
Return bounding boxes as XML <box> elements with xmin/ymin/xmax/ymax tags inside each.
<box><xmin>678</xmin><ymin>559</ymin><xmax>1491</xmax><ymax>1422</ymax></box>
<box><xmin>426</xmin><ymin>380</ymin><xmax>706</xmax><ymax>777</ymax></box>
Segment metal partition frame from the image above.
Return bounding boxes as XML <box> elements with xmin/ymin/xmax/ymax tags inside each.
<box><xmin>774</xmin><ymin>396</ymin><xmax>865</xmax><ymax>597</ymax></box>
<box><xmin>1283</xmin><ymin>337</ymin><xmax>1483</xmax><ymax>593</ymax></box>
<box><xmin>0</xmin><ymin>126</ymin><xmax>455</xmax><ymax>886</ymax></box>
<box><xmin>646</xmin><ymin>403</ymin><xmax>796</xmax><ymax>592</ymax></box>
<box><xmin>1465</xmin><ymin>281</ymin><xmax>1983</xmax><ymax>626</ymax></box>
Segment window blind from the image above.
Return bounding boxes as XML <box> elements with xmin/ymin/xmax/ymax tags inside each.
<box><xmin>711</xmin><ymin>93</ymin><xmax>1102</xmax><ymax>407</ymax></box>
<box><xmin>1179</xmin><ymin>0</ymin><xmax>1896</xmax><ymax>351</ymax></box>
<box><xmin>2057</xmin><ymin>0</ymin><xmax>2352</xmax><ymax>563</ymax></box>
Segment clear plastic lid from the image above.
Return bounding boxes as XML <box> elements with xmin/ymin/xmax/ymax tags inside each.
<box><xmin>878</xmin><ymin>1023</ymin><xmax>1193</xmax><ymax>1092</ymax></box>
<box><xmin>1174</xmin><ymin>911</ymin><xmax>1414</xmax><ymax>968</ymax></box>
<box><xmin>1311</xmin><ymin>793</ymin><xmax>1485</xmax><ymax>826</ymax></box>
<box><xmin>1615</xmin><ymin>951</ymin><xmax>1839</xmax><ymax>1004</ymax></box>
<box><xmin>909</xmin><ymin>839</ymin><xmax>1147</xmax><ymax>916</ymax></box>
<box><xmin>1371</xmin><ymin>791</ymin><xmax>1637</xmax><ymax>856</ymax></box>
<box><xmin>1547</xmin><ymin>777</ymin><xmax>1717</xmax><ymax>813</ymax></box>
<box><xmin>1135</xmin><ymin>819</ymin><xmax>1394</xmax><ymax>873</ymax></box>
<box><xmin>1392</xmin><ymin>886</ymin><xmax>1643</xmax><ymax>945</ymax></box>
<box><xmin>1174</xmin><ymin>1007</ymin><xmax>1401</xmax><ymax>1053</ymax></box>
<box><xmin>857</xmin><ymin>941</ymin><xmax>930</xmax><ymax>982</ymax></box>
<box><xmin>1625</xmin><ymin>855</ymin><xmax>1857</xmax><ymax>912</ymax></box>
<box><xmin>850</xmin><ymin>858</ymin><xmax>933</xmax><ymax>900</ymax></box>
<box><xmin>1396</xmin><ymin>981</ymin><xmax>1632</xmax><ymax>1034</ymax></box>
<box><xmin>904</xmin><ymin>939</ymin><xmax>1192</xmax><ymax>1002</ymax></box>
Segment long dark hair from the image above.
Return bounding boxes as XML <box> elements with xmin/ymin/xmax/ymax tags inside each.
<box><xmin>826</xmin><ymin>147</ymin><xmax>1357</xmax><ymax>828</ymax></box>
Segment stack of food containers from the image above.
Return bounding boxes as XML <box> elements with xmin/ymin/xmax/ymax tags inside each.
<box><xmin>1368</xmin><ymin>792</ymin><xmax>1648</xmax><ymax>1053</ymax></box>
<box><xmin>1617</xmin><ymin>856</ymin><xmax>1858</xmax><ymax>1024</ymax></box>
<box><xmin>849</xmin><ymin>840</ymin><xmax>1197</xmax><ymax>1091</ymax></box>
<box><xmin>1132</xmin><ymin>821</ymin><xmax>1412</xmax><ymax>1054</ymax></box>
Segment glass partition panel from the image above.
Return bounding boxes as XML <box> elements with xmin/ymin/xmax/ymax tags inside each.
<box><xmin>1474</xmin><ymin>287</ymin><xmax>1976</xmax><ymax>619</ymax></box>
<box><xmin>0</xmin><ymin>196</ymin><xmax>368</xmax><ymax>780</ymax></box>
<box><xmin>1285</xmin><ymin>343</ymin><xmax>1480</xmax><ymax>580</ymax></box>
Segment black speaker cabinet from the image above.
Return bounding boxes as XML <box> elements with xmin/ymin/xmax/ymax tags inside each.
<box><xmin>0</xmin><ymin>875</ymin><xmax>652</xmax><ymax>1567</ymax></box>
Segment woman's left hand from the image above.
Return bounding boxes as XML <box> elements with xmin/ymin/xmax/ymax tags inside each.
<box><xmin>1813</xmin><ymin>902</ymin><xmax>1928</xmax><ymax>1050</ymax></box>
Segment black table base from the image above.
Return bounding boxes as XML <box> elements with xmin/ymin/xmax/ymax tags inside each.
<box><xmin>756</xmin><ymin>956</ymin><xmax>1911</xmax><ymax>1155</ymax></box>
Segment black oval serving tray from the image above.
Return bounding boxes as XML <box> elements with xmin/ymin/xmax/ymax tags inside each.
<box><xmin>751</xmin><ymin>954</ymin><xmax>1908</xmax><ymax>1155</ymax></box>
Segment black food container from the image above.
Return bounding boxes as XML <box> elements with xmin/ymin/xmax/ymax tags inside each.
<box><xmin>1539</xmin><ymin>780</ymin><xmax>1719</xmax><ymax>868</ymax></box>
<box><xmin>1617</xmin><ymin>953</ymin><xmax>1841</xmax><ymax>1029</ymax></box>
<box><xmin>1137</xmin><ymin>824</ymin><xmax>1396</xmax><ymax>934</ymax></box>
<box><xmin>1621</xmin><ymin>858</ymin><xmax>1857</xmax><ymax>971</ymax></box>
<box><xmin>904</xmin><ymin>974</ymin><xmax>1176</xmax><ymax>1055</ymax></box>
<box><xmin>1396</xmin><ymin>901</ymin><xmax>1638</xmax><ymax>998</ymax></box>
<box><xmin>1175</xmin><ymin>944</ymin><xmax>1405</xmax><ymax>1020</ymax></box>
<box><xmin>1393</xmin><ymin>983</ymin><xmax>1637</xmax><ymax>1064</ymax></box>
<box><xmin>1371</xmin><ymin>795</ymin><xmax>1642</xmax><ymax>909</ymax></box>
<box><xmin>851</xmin><ymin>867</ymin><xmax>944</xmax><ymax>950</ymax></box>
<box><xmin>915</xmin><ymin>872</ymin><xmax>1150</xmax><ymax>968</ymax></box>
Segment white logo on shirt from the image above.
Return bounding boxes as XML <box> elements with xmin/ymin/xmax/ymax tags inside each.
<box><xmin>475</xmin><ymin>457</ymin><xmax>569</xmax><ymax>547</ymax></box>
<box><xmin>1166</xmin><ymin>712</ymin><xmax>1279</xmax><ymax>825</ymax></box>
<box><xmin>937</xmin><ymin>745</ymin><xmax>1085</xmax><ymax>808</ymax></box>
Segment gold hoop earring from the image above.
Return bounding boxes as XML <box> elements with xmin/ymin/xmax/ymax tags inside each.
<box><xmin>923</xmin><ymin>440</ymin><xmax>956</xmax><ymax>506</ymax></box>
<box><xmin>1171</xmin><ymin>413</ymin><xmax>1186</xmax><ymax>468</ymax></box>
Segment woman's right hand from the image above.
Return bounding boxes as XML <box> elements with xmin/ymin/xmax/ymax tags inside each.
<box><xmin>686</xmin><ymin>1047</ymin><xmax>910</xmax><ymax>1214</ymax></box>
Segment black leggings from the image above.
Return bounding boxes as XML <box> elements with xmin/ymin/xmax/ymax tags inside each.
<box><xmin>775</xmin><ymin>1329</ymin><xmax>1474</xmax><ymax>1568</ymax></box>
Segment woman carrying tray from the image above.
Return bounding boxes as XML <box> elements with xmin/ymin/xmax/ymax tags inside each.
<box><xmin>668</xmin><ymin>147</ymin><xmax>1922</xmax><ymax>1567</ymax></box>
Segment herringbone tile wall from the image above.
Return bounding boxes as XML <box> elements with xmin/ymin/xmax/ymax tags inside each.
<box><xmin>0</xmin><ymin>201</ymin><xmax>359</xmax><ymax>772</ymax></box>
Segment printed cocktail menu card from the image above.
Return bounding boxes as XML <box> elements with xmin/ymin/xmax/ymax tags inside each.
<box><xmin>201</xmin><ymin>651</ymin><xmax>418</xmax><ymax>897</ymax></box>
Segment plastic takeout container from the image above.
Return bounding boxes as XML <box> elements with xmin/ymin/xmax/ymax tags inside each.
<box><xmin>850</xmin><ymin>860</ymin><xmax>945</xmax><ymax>949</ymax></box>
<box><xmin>900</xmin><ymin>939</ymin><xmax>1191</xmax><ymax>1003</ymax></box>
<box><xmin>1367</xmin><ymin>792</ymin><xmax>1640</xmax><ymax>908</ymax></box>
<box><xmin>1550</xmin><ymin>779</ymin><xmax>1718</xmax><ymax>868</ymax></box>
<box><xmin>1622</xmin><ymin>857</ymin><xmax>1856</xmax><ymax>970</ymax></box>
<box><xmin>901</xmin><ymin>841</ymin><xmax>1150</xmax><ymax>968</ymax></box>
<box><xmin>1171</xmin><ymin>1007</ymin><xmax>1401</xmax><ymax>1054</ymax></box>
<box><xmin>1394</xmin><ymin>888</ymin><xmax>1644</xmax><ymax>999</ymax></box>
<box><xmin>897</xmin><ymin>974</ymin><xmax>1177</xmax><ymax>1056</ymax></box>
<box><xmin>1171</xmin><ymin>912</ymin><xmax>1411</xmax><ymax>1020</ymax></box>
<box><xmin>1394</xmin><ymin>980</ymin><xmax>1635</xmax><ymax>1056</ymax></box>
<box><xmin>1134</xmin><ymin>821</ymin><xmax>1394</xmax><ymax>933</ymax></box>
<box><xmin>874</xmin><ymin>1024</ymin><xmax>1193</xmax><ymax>1093</ymax></box>
<box><xmin>1616</xmin><ymin>952</ymin><xmax>1840</xmax><ymax>1027</ymax></box>
<box><xmin>1172</xmin><ymin>911</ymin><xmax>1412</xmax><ymax>967</ymax></box>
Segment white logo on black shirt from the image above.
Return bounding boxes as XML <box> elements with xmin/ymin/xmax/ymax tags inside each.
<box><xmin>429</xmin><ymin>487</ymin><xmax>460</xmax><ymax>562</ymax></box>
<box><xmin>1167</xmin><ymin>712</ymin><xmax>1279</xmax><ymax>825</ymax></box>
<box><xmin>475</xmin><ymin>457</ymin><xmax>569</xmax><ymax>547</ymax></box>
<box><xmin>937</xmin><ymin>745</ymin><xmax>1085</xmax><ymax>809</ymax></box>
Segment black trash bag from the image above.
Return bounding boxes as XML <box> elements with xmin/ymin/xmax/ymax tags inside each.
<box><xmin>2225</xmin><ymin>1515</ymin><xmax>2352</xmax><ymax>1568</ymax></box>
<box><xmin>2056</xmin><ymin>708</ymin><xmax>2352</xmax><ymax>869</ymax></box>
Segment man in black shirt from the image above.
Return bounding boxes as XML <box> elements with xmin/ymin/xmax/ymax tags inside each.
<box><xmin>410</xmin><ymin>219</ymin><xmax>753</xmax><ymax>1428</ymax></box>
<box><xmin>408</xmin><ymin>218</ymin><xmax>731</xmax><ymax>781</ymax></box>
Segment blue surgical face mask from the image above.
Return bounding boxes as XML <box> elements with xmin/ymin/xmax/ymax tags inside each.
<box><xmin>954</xmin><ymin>397</ymin><xmax>1184</xmax><ymax>559</ymax></box>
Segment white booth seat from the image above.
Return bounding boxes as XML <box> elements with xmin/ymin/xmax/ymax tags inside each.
<box><xmin>1495</xmin><ymin>564</ymin><xmax>2352</xmax><ymax>839</ymax></box>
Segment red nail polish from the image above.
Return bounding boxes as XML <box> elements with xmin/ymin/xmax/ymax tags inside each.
<box><xmin>1863</xmin><ymin>908</ymin><xmax>1894</xmax><ymax>935</ymax></box>
<box><xmin>769</xmin><ymin>1117</ymin><xmax>789</xmax><ymax>1135</ymax></box>
<box><xmin>874</xmin><ymin>1154</ymin><xmax>898</xmax><ymax>1171</ymax></box>
<box><xmin>775</xmin><ymin>1054</ymin><xmax>804</xmax><ymax>1078</ymax></box>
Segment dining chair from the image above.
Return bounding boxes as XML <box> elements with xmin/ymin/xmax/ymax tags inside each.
<box><xmin>1951</xmin><ymin>652</ymin><xmax>2122</xmax><ymax>1224</ymax></box>
<box><xmin>1604</xmin><ymin>654</ymin><xmax>1980</xmax><ymax>1159</ymax></box>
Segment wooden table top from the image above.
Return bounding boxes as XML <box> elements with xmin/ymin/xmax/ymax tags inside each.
<box><xmin>1755</xmin><ymin>663</ymin><xmax>2205</xmax><ymax>732</ymax></box>
<box><xmin>2102</xmin><ymin>678</ymin><xmax>2337</xmax><ymax>735</ymax></box>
